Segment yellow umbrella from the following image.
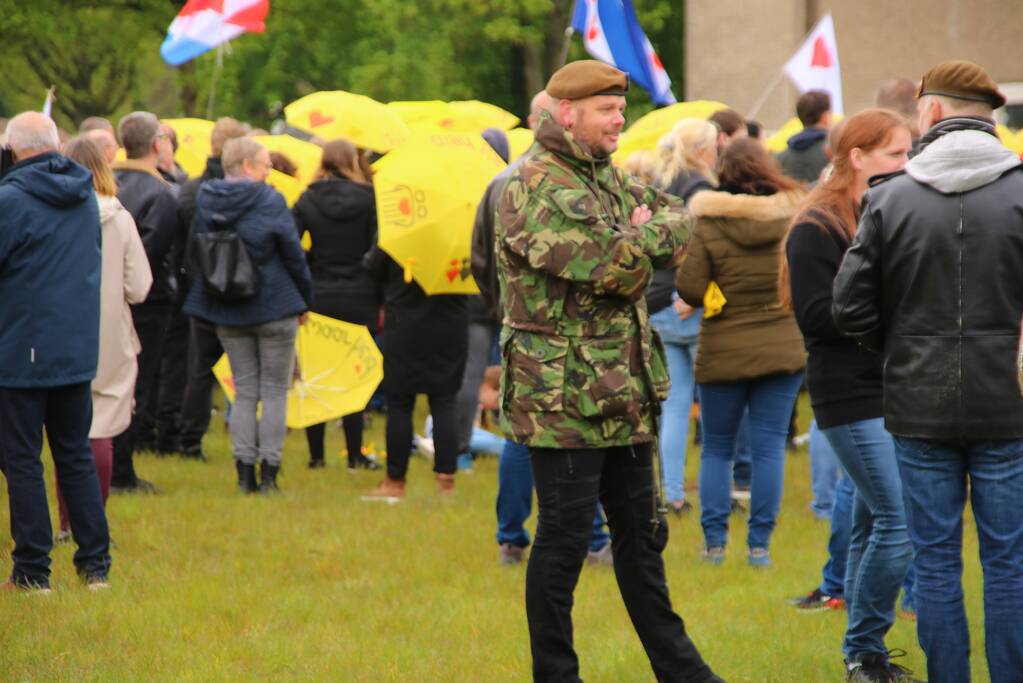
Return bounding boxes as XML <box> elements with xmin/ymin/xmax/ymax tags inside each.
<box><xmin>163</xmin><ymin>118</ymin><xmax>214</xmax><ymax>178</ymax></box>
<box><xmin>285</xmin><ymin>90</ymin><xmax>410</xmax><ymax>153</ymax></box>
<box><xmin>507</xmin><ymin>127</ymin><xmax>535</xmax><ymax>160</ymax></box>
<box><xmin>997</xmin><ymin>124</ymin><xmax>1023</xmax><ymax>155</ymax></box>
<box><xmin>765</xmin><ymin>114</ymin><xmax>846</xmax><ymax>154</ymax></box>
<box><xmin>388</xmin><ymin>100</ymin><xmax>519</xmax><ymax>132</ymax></box>
<box><xmin>252</xmin><ymin>134</ymin><xmax>323</xmax><ymax>187</ymax></box>
<box><xmin>614</xmin><ymin>100</ymin><xmax>730</xmax><ymax>162</ymax></box>
<box><xmin>266</xmin><ymin>169</ymin><xmax>304</xmax><ymax>207</ymax></box>
<box><xmin>213</xmin><ymin>313</ymin><xmax>383</xmax><ymax>429</ymax></box>
<box><xmin>373</xmin><ymin>131</ymin><xmax>506</xmax><ymax>294</ymax></box>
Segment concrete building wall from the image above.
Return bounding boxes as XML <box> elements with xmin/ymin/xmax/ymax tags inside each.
<box><xmin>686</xmin><ymin>0</ymin><xmax>1023</xmax><ymax>128</ymax></box>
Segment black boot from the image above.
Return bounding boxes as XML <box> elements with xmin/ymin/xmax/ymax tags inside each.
<box><xmin>259</xmin><ymin>463</ymin><xmax>280</xmax><ymax>494</ymax></box>
<box><xmin>347</xmin><ymin>452</ymin><xmax>381</xmax><ymax>471</ymax></box>
<box><xmin>237</xmin><ymin>462</ymin><xmax>258</xmax><ymax>493</ymax></box>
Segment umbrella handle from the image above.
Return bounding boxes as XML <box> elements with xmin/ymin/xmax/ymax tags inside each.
<box><xmin>403</xmin><ymin>257</ymin><xmax>417</xmax><ymax>284</ymax></box>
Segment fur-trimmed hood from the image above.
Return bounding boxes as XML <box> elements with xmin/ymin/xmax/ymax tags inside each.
<box><xmin>688</xmin><ymin>189</ymin><xmax>804</xmax><ymax>248</ymax></box>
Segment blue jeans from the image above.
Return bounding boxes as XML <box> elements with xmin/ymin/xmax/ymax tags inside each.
<box><xmin>823</xmin><ymin>419</ymin><xmax>912</xmax><ymax>661</ymax></box>
<box><xmin>698</xmin><ymin>372</ymin><xmax>803</xmax><ymax>551</ymax></box>
<box><xmin>810</xmin><ymin>420</ymin><xmax>841</xmax><ymax>520</ymax></box>
<box><xmin>820</xmin><ymin>469</ymin><xmax>855</xmax><ymax>597</ymax></box>
<box><xmin>496</xmin><ymin>441</ymin><xmax>609</xmax><ymax>552</ymax></box>
<box><xmin>656</xmin><ymin>341</ymin><xmax>697</xmax><ymax>503</ymax></box>
<box><xmin>895</xmin><ymin>436</ymin><xmax>1023</xmax><ymax>683</ymax></box>
<box><xmin>733</xmin><ymin>410</ymin><xmax>753</xmax><ymax>488</ymax></box>
<box><xmin>470</xmin><ymin>426</ymin><xmax>507</xmax><ymax>456</ymax></box>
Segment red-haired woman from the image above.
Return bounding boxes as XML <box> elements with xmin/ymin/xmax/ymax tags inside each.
<box><xmin>780</xmin><ymin>109</ymin><xmax>917</xmax><ymax>682</ymax></box>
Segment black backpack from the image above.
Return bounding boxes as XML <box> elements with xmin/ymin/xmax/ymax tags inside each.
<box><xmin>191</xmin><ymin>212</ymin><xmax>260</xmax><ymax>302</ymax></box>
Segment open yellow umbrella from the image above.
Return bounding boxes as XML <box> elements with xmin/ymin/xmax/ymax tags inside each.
<box><xmin>388</xmin><ymin>100</ymin><xmax>519</xmax><ymax>133</ymax></box>
<box><xmin>766</xmin><ymin>117</ymin><xmax>805</xmax><ymax>153</ymax></box>
<box><xmin>266</xmin><ymin>169</ymin><xmax>304</xmax><ymax>207</ymax></box>
<box><xmin>506</xmin><ymin>127</ymin><xmax>535</xmax><ymax>161</ymax></box>
<box><xmin>285</xmin><ymin>91</ymin><xmax>410</xmax><ymax>153</ymax></box>
<box><xmin>213</xmin><ymin>313</ymin><xmax>383</xmax><ymax>429</ymax></box>
<box><xmin>252</xmin><ymin>134</ymin><xmax>323</xmax><ymax>187</ymax></box>
<box><xmin>613</xmin><ymin>101</ymin><xmax>730</xmax><ymax>162</ymax></box>
<box><xmin>164</xmin><ymin>118</ymin><xmax>214</xmax><ymax>178</ymax></box>
<box><xmin>373</xmin><ymin>131</ymin><xmax>506</xmax><ymax>294</ymax></box>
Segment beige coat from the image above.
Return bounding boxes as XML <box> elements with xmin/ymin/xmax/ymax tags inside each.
<box><xmin>675</xmin><ymin>189</ymin><xmax>807</xmax><ymax>384</ymax></box>
<box><xmin>90</xmin><ymin>195</ymin><xmax>152</xmax><ymax>438</ymax></box>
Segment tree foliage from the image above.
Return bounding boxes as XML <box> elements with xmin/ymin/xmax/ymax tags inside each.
<box><xmin>0</xmin><ymin>0</ymin><xmax>683</xmax><ymax>130</ymax></box>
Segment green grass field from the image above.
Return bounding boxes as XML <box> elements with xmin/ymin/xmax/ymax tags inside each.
<box><xmin>0</xmin><ymin>396</ymin><xmax>988</xmax><ymax>682</ymax></box>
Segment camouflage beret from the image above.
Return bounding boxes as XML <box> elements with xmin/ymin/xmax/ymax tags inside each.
<box><xmin>918</xmin><ymin>60</ymin><xmax>1006</xmax><ymax>109</ymax></box>
<box><xmin>547</xmin><ymin>60</ymin><xmax>629</xmax><ymax>101</ymax></box>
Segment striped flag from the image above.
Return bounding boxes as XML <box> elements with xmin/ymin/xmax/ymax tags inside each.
<box><xmin>161</xmin><ymin>0</ymin><xmax>270</xmax><ymax>67</ymax></box>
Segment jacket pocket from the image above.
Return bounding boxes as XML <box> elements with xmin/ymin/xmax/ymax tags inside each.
<box><xmin>570</xmin><ymin>337</ymin><xmax>644</xmax><ymax>418</ymax></box>
<box><xmin>502</xmin><ymin>332</ymin><xmax>568</xmax><ymax>412</ymax></box>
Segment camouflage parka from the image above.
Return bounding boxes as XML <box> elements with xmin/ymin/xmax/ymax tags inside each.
<box><xmin>496</xmin><ymin>113</ymin><xmax>693</xmax><ymax>449</ymax></box>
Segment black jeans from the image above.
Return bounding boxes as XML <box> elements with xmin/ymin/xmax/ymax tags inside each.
<box><xmin>385</xmin><ymin>392</ymin><xmax>458</xmax><ymax>478</ymax></box>
<box><xmin>526</xmin><ymin>443</ymin><xmax>716</xmax><ymax>683</ymax></box>
<box><xmin>177</xmin><ymin>316</ymin><xmax>223</xmax><ymax>452</ymax></box>
<box><xmin>305</xmin><ymin>413</ymin><xmax>364</xmax><ymax>464</ymax></box>
<box><xmin>113</xmin><ymin>301</ymin><xmax>173</xmax><ymax>485</ymax></box>
<box><xmin>152</xmin><ymin>308</ymin><xmax>189</xmax><ymax>450</ymax></box>
<box><xmin>0</xmin><ymin>383</ymin><xmax>111</xmax><ymax>586</ymax></box>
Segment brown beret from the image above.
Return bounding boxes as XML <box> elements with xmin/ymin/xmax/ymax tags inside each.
<box><xmin>918</xmin><ymin>60</ymin><xmax>1006</xmax><ymax>109</ymax></box>
<box><xmin>547</xmin><ymin>60</ymin><xmax>629</xmax><ymax>101</ymax></box>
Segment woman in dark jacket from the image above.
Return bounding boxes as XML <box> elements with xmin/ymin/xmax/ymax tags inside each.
<box><xmin>361</xmin><ymin>246</ymin><xmax>468</xmax><ymax>502</ymax></box>
<box><xmin>183</xmin><ymin>137</ymin><xmax>312</xmax><ymax>493</ymax></box>
<box><xmin>781</xmin><ymin>109</ymin><xmax>916</xmax><ymax>681</ymax></box>
<box><xmin>294</xmin><ymin>139</ymin><xmax>381</xmax><ymax>471</ymax></box>
<box><xmin>675</xmin><ymin>138</ymin><xmax>806</xmax><ymax>567</ymax></box>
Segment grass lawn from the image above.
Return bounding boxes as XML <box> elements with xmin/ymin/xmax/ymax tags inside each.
<box><xmin>1</xmin><ymin>395</ymin><xmax>987</xmax><ymax>682</ymax></box>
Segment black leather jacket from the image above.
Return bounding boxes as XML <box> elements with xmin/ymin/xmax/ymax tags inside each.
<box><xmin>833</xmin><ymin>126</ymin><xmax>1023</xmax><ymax>440</ymax></box>
<box><xmin>115</xmin><ymin>164</ymin><xmax>183</xmax><ymax>304</ymax></box>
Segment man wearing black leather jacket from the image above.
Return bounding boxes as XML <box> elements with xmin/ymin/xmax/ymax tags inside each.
<box><xmin>833</xmin><ymin>60</ymin><xmax>1023</xmax><ymax>683</ymax></box>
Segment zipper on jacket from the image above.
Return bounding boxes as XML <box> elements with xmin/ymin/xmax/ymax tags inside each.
<box><xmin>957</xmin><ymin>196</ymin><xmax>965</xmax><ymax>440</ymax></box>
<box><xmin>30</xmin><ymin>347</ymin><xmax>35</xmax><ymax>364</ymax></box>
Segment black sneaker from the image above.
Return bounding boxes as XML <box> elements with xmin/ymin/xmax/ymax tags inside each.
<box><xmin>847</xmin><ymin>651</ymin><xmax>924</xmax><ymax>683</ymax></box>
<box><xmin>347</xmin><ymin>453</ymin><xmax>382</xmax><ymax>471</ymax></box>
<box><xmin>788</xmin><ymin>587</ymin><xmax>845</xmax><ymax>612</ymax></box>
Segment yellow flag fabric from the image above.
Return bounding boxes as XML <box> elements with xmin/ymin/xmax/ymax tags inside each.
<box><xmin>703</xmin><ymin>281</ymin><xmax>727</xmax><ymax>318</ymax></box>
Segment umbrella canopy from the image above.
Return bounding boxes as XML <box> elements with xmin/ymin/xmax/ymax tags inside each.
<box><xmin>285</xmin><ymin>90</ymin><xmax>410</xmax><ymax>153</ymax></box>
<box><xmin>163</xmin><ymin>117</ymin><xmax>215</xmax><ymax>178</ymax></box>
<box><xmin>266</xmin><ymin>169</ymin><xmax>304</xmax><ymax>207</ymax></box>
<box><xmin>252</xmin><ymin>134</ymin><xmax>323</xmax><ymax>187</ymax></box>
<box><xmin>388</xmin><ymin>100</ymin><xmax>519</xmax><ymax>133</ymax></box>
<box><xmin>506</xmin><ymin>127</ymin><xmax>535</xmax><ymax>161</ymax></box>
<box><xmin>765</xmin><ymin>114</ymin><xmax>847</xmax><ymax>154</ymax></box>
<box><xmin>373</xmin><ymin>131</ymin><xmax>506</xmax><ymax>295</ymax></box>
<box><xmin>213</xmin><ymin>313</ymin><xmax>383</xmax><ymax>429</ymax></box>
<box><xmin>613</xmin><ymin>101</ymin><xmax>730</xmax><ymax>162</ymax></box>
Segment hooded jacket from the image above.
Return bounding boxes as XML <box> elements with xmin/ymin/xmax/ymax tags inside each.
<box><xmin>776</xmin><ymin>127</ymin><xmax>829</xmax><ymax>184</ymax></box>
<box><xmin>293</xmin><ymin>176</ymin><xmax>379</xmax><ymax>327</ymax></box>
<box><xmin>833</xmin><ymin>125</ymin><xmax>1023</xmax><ymax>439</ymax></box>
<box><xmin>183</xmin><ymin>180</ymin><xmax>312</xmax><ymax>327</ymax></box>
<box><xmin>675</xmin><ymin>188</ymin><xmax>807</xmax><ymax>384</ymax></box>
<box><xmin>0</xmin><ymin>152</ymin><xmax>101</xmax><ymax>387</ymax></box>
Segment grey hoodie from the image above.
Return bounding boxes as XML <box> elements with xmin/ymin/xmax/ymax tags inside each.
<box><xmin>905</xmin><ymin>129</ymin><xmax>1021</xmax><ymax>194</ymax></box>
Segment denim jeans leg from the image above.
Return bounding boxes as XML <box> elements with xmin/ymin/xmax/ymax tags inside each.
<box><xmin>658</xmin><ymin>341</ymin><xmax>696</xmax><ymax>504</ymax></box>
<box><xmin>824</xmin><ymin>419</ymin><xmax>911</xmax><ymax>660</ymax></box>
<box><xmin>820</xmin><ymin>470</ymin><xmax>854</xmax><ymax>597</ymax></box>
<box><xmin>810</xmin><ymin>420</ymin><xmax>841</xmax><ymax>520</ymax></box>
<box><xmin>255</xmin><ymin>317</ymin><xmax>298</xmax><ymax>467</ymax></box>
<box><xmin>589</xmin><ymin>503</ymin><xmax>610</xmax><ymax>552</ymax></box>
<box><xmin>697</xmin><ymin>381</ymin><xmax>749</xmax><ymax>550</ymax></box>
<box><xmin>966</xmin><ymin>439</ymin><xmax>1023</xmax><ymax>683</ymax></box>
<box><xmin>746</xmin><ymin>372</ymin><xmax>804</xmax><ymax>551</ymax></box>
<box><xmin>894</xmin><ymin>436</ymin><xmax>970</xmax><ymax>683</ymax></box>
<box><xmin>733</xmin><ymin>410</ymin><xmax>753</xmax><ymax>489</ymax></box>
<box><xmin>497</xmin><ymin>441</ymin><xmax>533</xmax><ymax>547</ymax></box>
<box><xmin>217</xmin><ymin>326</ymin><xmax>261</xmax><ymax>466</ymax></box>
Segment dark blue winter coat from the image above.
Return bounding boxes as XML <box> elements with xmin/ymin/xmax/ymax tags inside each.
<box><xmin>0</xmin><ymin>152</ymin><xmax>101</xmax><ymax>388</ymax></box>
<box><xmin>183</xmin><ymin>179</ymin><xmax>312</xmax><ymax>326</ymax></box>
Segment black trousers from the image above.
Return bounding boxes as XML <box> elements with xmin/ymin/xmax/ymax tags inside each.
<box><xmin>0</xmin><ymin>383</ymin><xmax>110</xmax><ymax>586</ymax></box>
<box><xmin>305</xmin><ymin>413</ymin><xmax>364</xmax><ymax>464</ymax></box>
<box><xmin>385</xmin><ymin>392</ymin><xmax>458</xmax><ymax>479</ymax></box>
<box><xmin>152</xmin><ymin>308</ymin><xmax>189</xmax><ymax>450</ymax></box>
<box><xmin>177</xmin><ymin>317</ymin><xmax>224</xmax><ymax>451</ymax></box>
<box><xmin>526</xmin><ymin>443</ymin><xmax>716</xmax><ymax>683</ymax></box>
<box><xmin>112</xmin><ymin>301</ymin><xmax>173</xmax><ymax>485</ymax></box>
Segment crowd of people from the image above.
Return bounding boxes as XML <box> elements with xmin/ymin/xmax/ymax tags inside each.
<box><xmin>1</xmin><ymin>56</ymin><xmax>1022</xmax><ymax>683</ymax></box>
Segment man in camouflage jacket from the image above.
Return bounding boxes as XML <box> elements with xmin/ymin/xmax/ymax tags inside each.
<box><xmin>496</xmin><ymin>60</ymin><xmax>721</xmax><ymax>683</ymax></box>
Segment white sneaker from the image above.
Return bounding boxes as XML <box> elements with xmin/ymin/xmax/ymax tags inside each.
<box><xmin>413</xmin><ymin>434</ymin><xmax>435</xmax><ymax>460</ymax></box>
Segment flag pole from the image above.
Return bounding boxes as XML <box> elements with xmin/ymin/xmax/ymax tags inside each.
<box><xmin>206</xmin><ymin>43</ymin><xmax>225</xmax><ymax>120</ymax></box>
<box><xmin>747</xmin><ymin>69</ymin><xmax>786</xmax><ymax>121</ymax></box>
<box><xmin>557</xmin><ymin>27</ymin><xmax>574</xmax><ymax>70</ymax></box>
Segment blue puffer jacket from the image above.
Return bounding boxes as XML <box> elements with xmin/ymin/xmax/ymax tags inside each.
<box><xmin>0</xmin><ymin>152</ymin><xmax>101</xmax><ymax>388</ymax></box>
<box><xmin>183</xmin><ymin>179</ymin><xmax>312</xmax><ymax>326</ymax></box>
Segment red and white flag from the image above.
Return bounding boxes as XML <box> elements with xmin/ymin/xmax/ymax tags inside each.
<box><xmin>783</xmin><ymin>14</ymin><xmax>843</xmax><ymax>114</ymax></box>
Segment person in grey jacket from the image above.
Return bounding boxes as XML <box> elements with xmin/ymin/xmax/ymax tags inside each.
<box><xmin>183</xmin><ymin>137</ymin><xmax>312</xmax><ymax>493</ymax></box>
<box><xmin>833</xmin><ymin>60</ymin><xmax>1023</xmax><ymax>683</ymax></box>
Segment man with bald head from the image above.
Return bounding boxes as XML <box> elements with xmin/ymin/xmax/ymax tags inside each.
<box><xmin>84</xmin><ymin>128</ymin><xmax>118</xmax><ymax>164</ymax></box>
<box><xmin>0</xmin><ymin>111</ymin><xmax>112</xmax><ymax>591</ymax></box>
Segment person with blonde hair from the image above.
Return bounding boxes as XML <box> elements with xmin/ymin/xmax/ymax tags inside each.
<box><xmin>645</xmin><ymin>117</ymin><xmax>718</xmax><ymax>515</ymax></box>
<box><xmin>294</xmin><ymin>139</ymin><xmax>381</xmax><ymax>471</ymax></box>
<box><xmin>621</xmin><ymin>149</ymin><xmax>656</xmax><ymax>185</ymax></box>
<box><xmin>56</xmin><ymin>137</ymin><xmax>153</xmax><ymax>540</ymax></box>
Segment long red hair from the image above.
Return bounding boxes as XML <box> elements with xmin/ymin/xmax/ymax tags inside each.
<box><xmin>778</xmin><ymin>108</ymin><xmax>910</xmax><ymax>309</ymax></box>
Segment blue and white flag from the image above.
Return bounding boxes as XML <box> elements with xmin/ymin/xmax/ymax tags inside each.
<box><xmin>571</xmin><ymin>0</ymin><xmax>676</xmax><ymax>106</ymax></box>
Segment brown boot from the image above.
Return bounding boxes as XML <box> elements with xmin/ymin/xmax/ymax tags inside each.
<box><xmin>436</xmin><ymin>473</ymin><xmax>456</xmax><ymax>496</ymax></box>
<box><xmin>362</xmin><ymin>476</ymin><xmax>406</xmax><ymax>503</ymax></box>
